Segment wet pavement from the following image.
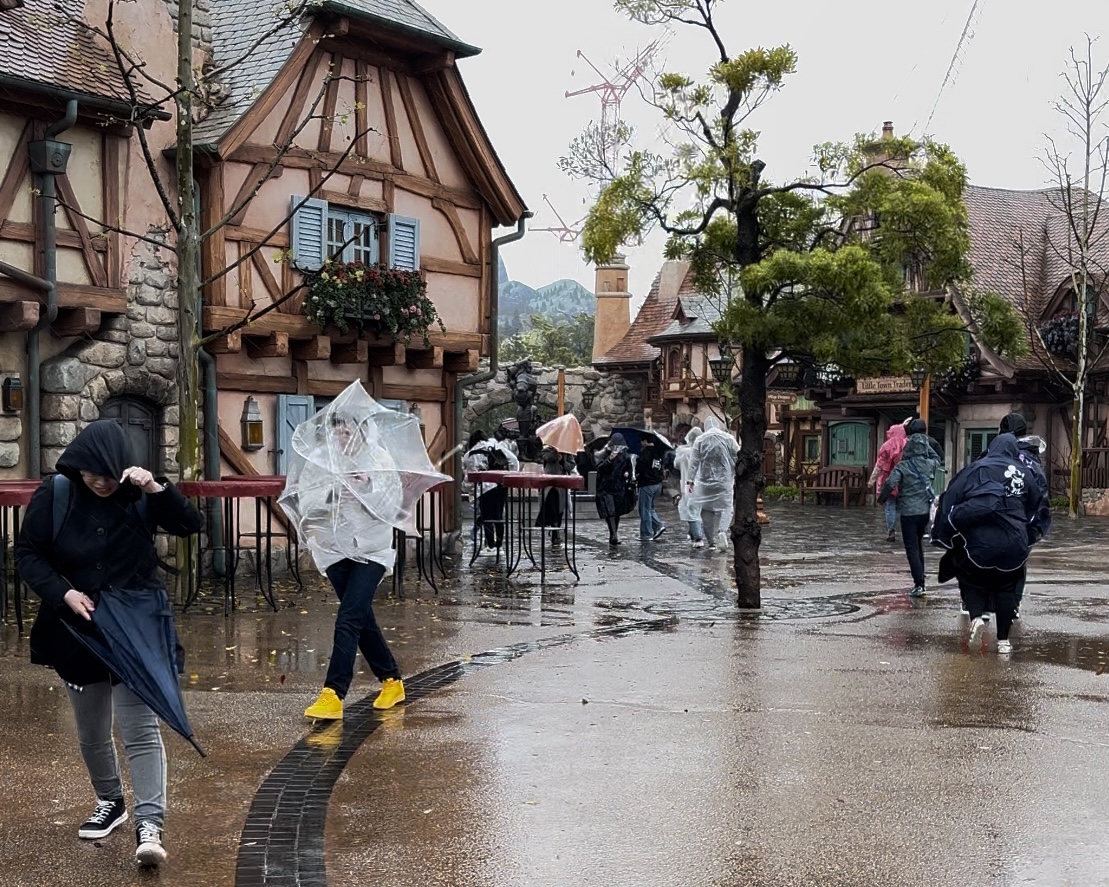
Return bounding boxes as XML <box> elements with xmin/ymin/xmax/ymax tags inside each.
<box><xmin>1</xmin><ymin>500</ymin><xmax>1108</xmax><ymax>886</ymax></box>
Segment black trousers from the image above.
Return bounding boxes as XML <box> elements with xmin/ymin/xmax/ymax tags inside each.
<box><xmin>959</xmin><ymin>564</ymin><xmax>1024</xmax><ymax>641</ymax></box>
<box><xmin>899</xmin><ymin>513</ymin><xmax>930</xmax><ymax>586</ymax></box>
<box><xmin>477</xmin><ymin>486</ymin><xmax>508</xmax><ymax>547</ymax></box>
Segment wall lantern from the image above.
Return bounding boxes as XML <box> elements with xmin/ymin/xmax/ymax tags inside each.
<box><xmin>2</xmin><ymin>376</ymin><xmax>24</xmax><ymax>413</ymax></box>
<box><xmin>774</xmin><ymin>360</ymin><xmax>801</xmax><ymax>387</ymax></box>
<box><xmin>580</xmin><ymin>384</ymin><xmax>598</xmax><ymax>410</ymax></box>
<box><xmin>909</xmin><ymin>365</ymin><xmax>928</xmax><ymax>391</ymax></box>
<box><xmin>240</xmin><ymin>396</ymin><xmax>264</xmax><ymax>450</ymax></box>
<box><xmin>709</xmin><ymin>356</ymin><xmax>733</xmax><ymax>386</ymax></box>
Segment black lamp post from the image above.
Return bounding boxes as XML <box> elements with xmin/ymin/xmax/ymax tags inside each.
<box><xmin>909</xmin><ymin>365</ymin><xmax>928</xmax><ymax>390</ymax></box>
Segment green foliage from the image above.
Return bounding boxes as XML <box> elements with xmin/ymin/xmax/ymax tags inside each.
<box><xmin>303</xmin><ymin>260</ymin><xmax>445</xmax><ymax>345</ymax></box>
<box><xmin>763</xmin><ymin>484</ymin><xmax>798</xmax><ymax>501</ymax></box>
<box><xmin>499</xmin><ymin>313</ymin><xmax>596</xmax><ymax>367</ymax></box>
<box><xmin>1049</xmin><ymin>495</ymin><xmax>1069</xmax><ymax>509</ymax></box>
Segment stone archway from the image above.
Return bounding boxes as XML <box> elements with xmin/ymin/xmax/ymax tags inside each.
<box><xmin>462</xmin><ymin>387</ymin><xmax>561</xmax><ymax>444</ymax></box>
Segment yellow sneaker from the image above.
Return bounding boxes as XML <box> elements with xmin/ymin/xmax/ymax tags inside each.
<box><xmin>373</xmin><ymin>678</ymin><xmax>405</xmax><ymax>710</ymax></box>
<box><xmin>304</xmin><ymin>687</ymin><xmax>343</xmax><ymax>720</ymax></box>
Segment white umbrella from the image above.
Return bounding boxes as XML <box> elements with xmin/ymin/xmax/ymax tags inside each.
<box><xmin>278</xmin><ymin>380</ymin><xmax>449</xmax><ymax>571</ymax></box>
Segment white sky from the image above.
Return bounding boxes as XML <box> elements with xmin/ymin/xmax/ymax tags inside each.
<box><xmin>419</xmin><ymin>0</ymin><xmax>1109</xmax><ymax>306</ymax></box>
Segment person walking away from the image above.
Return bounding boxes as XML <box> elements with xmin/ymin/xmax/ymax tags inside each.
<box><xmin>878</xmin><ymin>428</ymin><xmax>939</xmax><ymax>597</ymax></box>
<box><xmin>687</xmin><ymin>418</ymin><xmax>739</xmax><ymax>551</ymax></box>
<box><xmin>594</xmin><ymin>433</ymin><xmax>634</xmax><ymax>545</ymax></box>
<box><xmin>997</xmin><ymin>412</ymin><xmax>1051</xmax><ymax>619</ymax></box>
<box><xmin>870</xmin><ymin>423</ymin><xmax>907</xmax><ymax>542</ymax></box>
<box><xmin>536</xmin><ymin>444</ymin><xmax>572</xmax><ymax>546</ymax></box>
<box><xmin>16</xmin><ymin>420</ymin><xmax>204</xmax><ymax>868</ymax></box>
<box><xmin>462</xmin><ymin>428</ymin><xmax>519</xmax><ymax>554</ymax></box>
<box><xmin>635</xmin><ymin>436</ymin><xmax>666</xmax><ymax>540</ymax></box>
<box><xmin>674</xmin><ymin>428</ymin><xmax>706</xmax><ymax>547</ymax></box>
<box><xmin>931</xmin><ymin>433</ymin><xmax>1049</xmax><ymax>654</ymax></box>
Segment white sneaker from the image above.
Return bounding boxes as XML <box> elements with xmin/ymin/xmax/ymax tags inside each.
<box><xmin>997</xmin><ymin>639</ymin><xmax>1013</xmax><ymax>655</ymax></box>
<box><xmin>691</xmin><ymin>540</ymin><xmax>706</xmax><ymax>549</ymax></box>
<box><xmin>960</xmin><ymin>607</ymin><xmax>970</xmax><ymax>616</ymax></box>
<box><xmin>968</xmin><ymin>616</ymin><xmax>988</xmax><ymax>649</ymax></box>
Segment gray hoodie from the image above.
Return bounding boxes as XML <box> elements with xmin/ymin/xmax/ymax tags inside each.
<box><xmin>879</xmin><ymin>433</ymin><xmax>939</xmax><ymax>516</ymax></box>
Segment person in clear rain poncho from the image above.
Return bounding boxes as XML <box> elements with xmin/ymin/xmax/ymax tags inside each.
<box><xmin>687</xmin><ymin>417</ymin><xmax>739</xmax><ymax>551</ymax></box>
<box><xmin>279</xmin><ymin>382</ymin><xmax>448</xmax><ymax>720</ymax></box>
<box><xmin>673</xmin><ymin>427</ymin><xmax>706</xmax><ymax>547</ymax></box>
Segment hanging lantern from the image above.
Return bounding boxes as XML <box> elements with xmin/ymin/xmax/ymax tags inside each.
<box><xmin>240</xmin><ymin>396</ymin><xmax>264</xmax><ymax>450</ymax></box>
<box><xmin>1</xmin><ymin>376</ymin><xmax>23</xmax><ymax>413</ymax></box>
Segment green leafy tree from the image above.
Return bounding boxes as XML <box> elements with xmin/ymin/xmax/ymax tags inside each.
<box><xmin>577</xmin><ymin>0</ymin><xmax>1026</xmax><ymax>608</ymax></box>
<box><xmin>500</xmin><ymin>313</ymin><xmax>596</xmax><ymax>367</ymax></box>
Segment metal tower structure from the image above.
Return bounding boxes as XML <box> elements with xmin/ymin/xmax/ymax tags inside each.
<box><xmin>530</xmin><ymin>194</ymin><xmax>585</xmax><ymax>243</ymax></box>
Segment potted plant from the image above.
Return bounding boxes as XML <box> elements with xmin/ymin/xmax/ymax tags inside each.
<box><xmin>303</xmin><ymin>260</ymin><xmax>446</xmax><ymax>346</ymax></box>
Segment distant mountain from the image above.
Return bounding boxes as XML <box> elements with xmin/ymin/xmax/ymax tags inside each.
<box><xmin>497</xmin><ymin>262</ymin><xmax>593</xmax><ymax>337</ymax></box>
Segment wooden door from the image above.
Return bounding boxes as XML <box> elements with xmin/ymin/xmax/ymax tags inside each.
<box><xmin>828</xmin><ymin>421</ymin><xmax>870</xmax><ymax>467</ymax></box>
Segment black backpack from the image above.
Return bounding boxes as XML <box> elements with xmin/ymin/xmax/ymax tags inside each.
<box><xmin>477</xmin><ymin>444</ymin><xmax>510</xmax><ymax>472</ymax></box>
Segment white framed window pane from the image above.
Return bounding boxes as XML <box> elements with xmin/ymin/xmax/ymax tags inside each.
<box><xmin>351</xmin><ymin>219</ymin><xmax>377</xmax><ymax>264</ymax></box>
<box><xmin>326</xmin><ymin>215</ymin><xmax>348</xmax><ymax>261</ymax></box>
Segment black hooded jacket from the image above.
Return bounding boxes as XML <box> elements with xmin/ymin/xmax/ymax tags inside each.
<box><xmin>16</xmin><ymin>420</ymin><xmax>203</xmax><ymax>684</ymax></box>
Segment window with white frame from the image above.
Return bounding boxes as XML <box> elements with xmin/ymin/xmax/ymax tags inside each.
<box><xmin>289</xmin><ymin>196</ymin><xmax>420</xmax><ymax>272</ymax></box>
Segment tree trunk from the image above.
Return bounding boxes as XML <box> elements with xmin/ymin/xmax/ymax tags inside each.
<box><xmin>1069</xmin><ymin>385</ymin><xmax>1084</xmax><ymax>518</ymax></box>
<box><xmin>732</xmin><ymin>346</ymin><xmax>768</xmax><ymax>608</ymax></box>
<box><xmin>175</xmin><ymin>0</ymin><xmax>200</xmax><ymax>600</ymax></box>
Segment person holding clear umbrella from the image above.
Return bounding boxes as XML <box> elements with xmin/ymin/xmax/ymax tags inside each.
<box><xmin>687</xmin><ymin>417</ymin><xmax>739</xmax><ymax>551</ymax></box>
<box><xmin>280</xmin><ymin>382</ymin><xmax>448</xmax><ymax>720</ymax></box>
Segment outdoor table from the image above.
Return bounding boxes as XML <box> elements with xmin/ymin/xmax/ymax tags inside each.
<box><xmin>0</xmin><ymin>480</ymin><xmax>38</xmax><ymax>632</ymax></box>
<box><xmin>178</xmin><ymin>476</ymin><xmax>300</xmax><ymax>614</ymax></box>
<box><xmin>391</xmin><ymin>479</ymin><xmax>453</xmax><ymax>595</ymax></box>
<box><xmin>467</xmin><ymin>471</ymin><xmax>584</xmax><ymax>583</ymax></box>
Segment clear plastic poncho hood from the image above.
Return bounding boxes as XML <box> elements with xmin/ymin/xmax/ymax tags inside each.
<box><xmin>278</xmin><ymin>381</ymin><xmax>450</xmax><ymax>572</ymax></box>
<box><xmin>687</xmin><ymin>426</ymin><xmax>739</xmax><ymax>513</ymax></box>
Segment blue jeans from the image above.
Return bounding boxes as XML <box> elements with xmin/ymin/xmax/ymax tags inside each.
<box><xmin>67</xmin><ymin>681</ymin><xmax>166</xmax><ymax>826</ymax></box>
<box><xmin>884</xmin><ymin>498</ymin><xmax>898</xmax><ymax>532</ymax></box>
<box><xmin>638</xmin><ymin>483</ymin><xmax>663</xmax><ymax>538</ymax></box>
<box><xmin>687</xmin><ymin>518</ymin><xmax>704</xmax><ymax>542</ymax></box>
<box><xmin>900</xmin><ymin>513</ymin><xmax>930</xmax><ymax>587</ymax></box>
<box><xmin>324</xmin><ymin>559</ymin><xmax>400</xmax><ymax>698</ymax></box>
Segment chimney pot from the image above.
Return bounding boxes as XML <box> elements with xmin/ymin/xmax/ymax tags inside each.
<box><xmin>882</xmin><ymin>121</ymin><xmax>894</xmax><ymax>139</ymax></box>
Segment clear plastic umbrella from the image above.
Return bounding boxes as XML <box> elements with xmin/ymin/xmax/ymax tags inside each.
<box><xmin>278</xmin><ymin>381</ymin><xmax>450</xmax><ymax>571</ymax></box>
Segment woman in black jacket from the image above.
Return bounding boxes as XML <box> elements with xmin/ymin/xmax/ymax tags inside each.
<box><xmin>16</xmin><ymin>420</ymin><xmax>202</xmax><ymax>868</ymax></box>
<box><xmin>594</xmin><ymin>433</ymin><xmax>633</xmax><ymax>545</ymax></box>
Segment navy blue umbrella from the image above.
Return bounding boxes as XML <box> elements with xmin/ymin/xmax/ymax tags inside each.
<box><xmin>610</xmin><ymin>427</ymin><xmax>675</xmax><ymax>456</ymax></box>
<box><xmin>64</xmin><ymin>585</ymin><xmax>205</xmax><ymax>756</ymax></box>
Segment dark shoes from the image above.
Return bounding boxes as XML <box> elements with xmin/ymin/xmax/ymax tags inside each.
<box><xmin>652</xmin><ymin>525</ymin><xmax>667</xmax><ymax>540</ymax></box>
<box><xmin>886</xmin><ymin>529</ymin><xmax>896</xmax><ymax>542</ymax></box>
<box><xmin>78</xmin><ymin>797</ymin><xmax>127</xmax><ymax>840</ymax></box>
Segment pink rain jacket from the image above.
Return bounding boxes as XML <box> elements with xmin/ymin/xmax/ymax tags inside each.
<box><xmin>871</xmin><ymin>424</ymin><xmax>907</xmax><ymax>497</ymax></box>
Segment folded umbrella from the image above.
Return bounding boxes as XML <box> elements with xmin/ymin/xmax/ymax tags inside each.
<box><xmin>64</xmin><ymin>584</ymin><xmax>205</xmax><ymax>756</ymax></box>
<box><xmin>536</xmin><ymin>413</ymin><xmax>584</xmax><ymax>455</ymax></box>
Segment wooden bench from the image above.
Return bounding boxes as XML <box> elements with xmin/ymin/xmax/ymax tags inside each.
<box><xmin>798</xmin><ymin>466</ymin><xmax>868</xmax><ymax>507</ymax></box>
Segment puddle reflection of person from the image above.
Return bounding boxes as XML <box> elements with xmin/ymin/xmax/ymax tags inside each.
<box><xmin>303</xmin><ymin>414</ymin><xmax>405</xmax><ymax>720</ymax></box>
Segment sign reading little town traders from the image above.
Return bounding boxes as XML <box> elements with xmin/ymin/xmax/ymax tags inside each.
<box><xmin>855</xmin><ymin>376</ymin><xmax>916</xmax><ymax>395</ymax></box>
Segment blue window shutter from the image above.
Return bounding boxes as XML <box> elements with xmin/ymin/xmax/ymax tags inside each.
<box><xmin>290</xmin><ymin>196</ymin><xmax>328</xmax><ymax>272</ymax></box>
<box><xmin>276</xmin><ymin>394</ymin><xmax>315</xmax><ymax>474</ymax></box>
<box><xmin>388</xmin><ymin>214</ymin><xmax>420</xmax><ymax>270</ymax></box>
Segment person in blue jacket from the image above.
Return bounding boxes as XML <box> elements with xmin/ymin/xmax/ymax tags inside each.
<box><xmin>878</xmin><ymin>430</ymin><xmax>939</xmax><ymax>597</ymax></box>
<box><xmin>931</xmin><ymin>433</ymin><xmax>1049</xmax><ymax>654</ymax></box>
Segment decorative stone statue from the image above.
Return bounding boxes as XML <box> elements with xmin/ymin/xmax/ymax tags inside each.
<box><xmin>506</xmin><ymin>360</ymin><xmax>541</xmax><ymax>462</ymax></box>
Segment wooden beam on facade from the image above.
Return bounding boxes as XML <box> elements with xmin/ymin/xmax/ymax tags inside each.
<box><xmin>0</xmin><ymin>300</ymin><xmax>39</xmax><ymax>331</ymax></box>
<box><xmin>216</xmin><ymin>371</ymin><xmax>298</xmax><ymax>394</ymax></box>
<box><xmin>201</xmin><ymin>165</ymin><xmax>227</xmax><ymax>305</ymax></box>
<box><xmin>379</xmin><ymin>68</ymin><xmax>405</xmax><ymax>170</ymax></box>
<box><xmin>0</xmin><ymin>120</ymin><xmax>31</xmax><ymax>223</ymax></box>
<box><xmin>317</xmin><ymin>52</ymin><xmax>343</xmax><ymax>154</ymax></box>
<box><xmin>443</xmin><ymin>348</ymin><xmax>479</xmax><ymax>373</ymax></box>
<box><xmin>305</xmin><ymin>378</ymin><xmax>351</xmax><ymax>397</ymax></box>
<box><xmin>318</xmin><ymin>190</ymin><xmax>388</xmax><ymax>214</ymax></box>
<box><xmin>406</xmin><ymin>345</ymin><xmax>443</xmax><ymax>369</ymax></box>
<box><xmin>51</xmin><ymin>307</ymin><xmax>101</xmax><ymax>337</ymax></box>
<box><xmin>225</xmin><ymin>226</ymin><xmax>289</xmax><ymax>247</ymax></box>
<box><xmin>432</xmin><ymin>197</ymin><xmax>479</xmax><ymax>264</ymax></box>
<box><xmin>102</xmin><ymin>134</ymin><xmax>121</xmax><ymax>289</ymax></box>
<box><xmin>206</xmin><ymin>331</ymin><xmax>243</xmax><ymax>353</ymax></box>
<box><xmin>291</xmin><ymin>335</ymin><xmax>331</xmax><ymax>361</ymax></box>
<box><xmin>0</xmin><ymin>221</ymin><xmax>108</xmax><ymax>252</ymax></box>
<box><xmin>382</xmin><ymin>383</ymin><xmax>447</xmax><ymax>403</ymax></box>
<box><xmin>396</xmin><ymin>73</ymin><xmax>439</xmax><ymax>182</ymax></box>
<box><xmin>355</xmin><ymin>59</ymin><xmax>370</xmax><ymax>157</ymax></box>
<box><xmin>245</xmin><ymin>331</ymin><xmax>289</xmax><ymax>358</ymax></box>
<box><xmin>366</xmin><ymin>342</ymin><xmax>406</xmax><ymax>366</ymax></box>
<box><xmin>421</xmin><ymin>255</ymin><xmax>481</xmax><ymax>278</ymax></box>
<box><xmin>55</xmin><ymin>174</ymin><xmax>107</xmax><ymax>288</ymax></box>
<box><xmin>331</xmin><ymin>340</ymin><xmax>369</xmax><ymax>364</ymax></box>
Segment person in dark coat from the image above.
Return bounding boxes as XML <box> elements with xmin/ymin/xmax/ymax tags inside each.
<box><xmin>931</xmin><ymin>433</ymin><xmax>1049</xmax><ymax>654</ymax></box>
<box><xmin>635</xmin><ymin>436</ymin><xmax>666</xmax><ymax>540</ymax></box>
<box><xmin>879</xmin><ymin>430</ymin><xmax>940</xmax><ymax>597</ymax></box>
<box><xmin>535</xmin><ymin>445</ymin><xmax>572</xmax><ymax>546</ymax></box>
<box><xmin>997</xmin><ymin>411</ymin><xmax>1052</xmax><ymax>619</ymax></box>
<box><xmin>16</xmin><ymin>420</ymin><xmax>203</xmax><ymax>868</ymax></box>
<box><xmin>594</xmin><ymin>433</ymin><xmax>634</xmax><ymax>546</ymax></box>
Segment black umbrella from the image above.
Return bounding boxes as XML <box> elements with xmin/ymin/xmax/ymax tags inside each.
<box><xmin>610</xmin><ymin>427</ymin><xmax>675</xmax><ymax>456</ymax></box>
<box><xmin>64</xmin><ymin>585</ymin><xmax>205</xmax><ymax>756</ymax></box>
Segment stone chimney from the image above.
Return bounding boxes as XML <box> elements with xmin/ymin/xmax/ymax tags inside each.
<box><xmin>882</xmin><ymin>120</ymin><xmax>894</xmax><ymax>140</ymax></box>
<box><xmin>592</xmin><ymin>255</ymin><xmax>631</xmax><ymax>362</ymax></box>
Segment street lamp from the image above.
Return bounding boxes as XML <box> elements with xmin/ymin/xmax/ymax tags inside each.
<box><xmin>709</xmin><ymin>356</ymin><xmax>733</xmax><ymax>386</ymax></box>
<box><xmin>772</xmin><ymin>359</ymin><xmax>801</xmax><ymax>388</ymax></box>
<box><xmin>580</xmin><ymin>384</ymin><xmax>597</xmax><ymax>410</ymax></box>
<box><xmin>909</xmin><ymin>365</ymin><xmax>928</xmax><ymax>390</ymax></box>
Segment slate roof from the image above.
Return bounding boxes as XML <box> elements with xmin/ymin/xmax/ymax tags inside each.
<box><xmin>194</xmin><ymin>0</ymin><xmax>478</xmax><ymax>146</ymax></box>
<box><xmin>649</xmin><ymin>294</ymin><xmax>722</xmax><ymax>342</ymax></box>
<box><xmin>0</xmin><ymin>0</ymin><xmax>153</xmax><ymax>111</ymax></box>
<box><xmin>594</xmin><ymin>263</ymin><xmax>702</xmax><ymax>367</ymax></box>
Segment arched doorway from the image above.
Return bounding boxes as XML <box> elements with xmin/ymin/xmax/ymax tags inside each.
<box><xmin>99</xmin><ymin>396</ymin><xmax>160</xmax><ymax>471</ymax></box>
